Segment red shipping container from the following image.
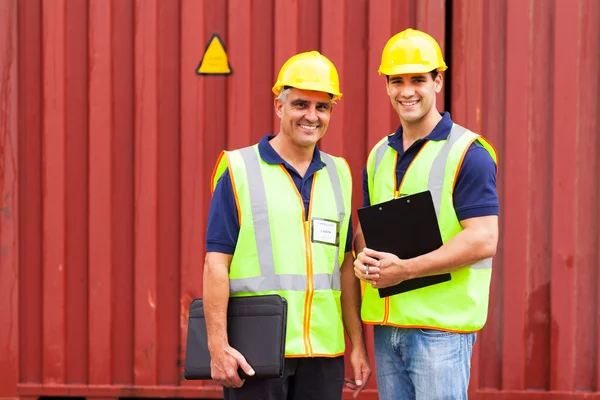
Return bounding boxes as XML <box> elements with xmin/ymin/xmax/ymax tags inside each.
<box><xmin>1</xmin><ymin>0</ymin><xmax>600</xmax><ymax>399</ymax></box>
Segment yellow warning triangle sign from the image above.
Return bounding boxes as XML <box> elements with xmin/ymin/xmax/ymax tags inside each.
<box><xmin>197</xmin><ymin>33</ymin><xmax>232</xmax><ymax>75</ymax></box>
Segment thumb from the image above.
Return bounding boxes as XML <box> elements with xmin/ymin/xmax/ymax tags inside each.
<box><xmin>361</xmin><ymin>367</ymin><xmax>370</xmax><ymax>386</ymax></box>
<box><xmin>229</xmin><ymin>347</ymin><xmax>255</xmax><ymax>376</ymax></box>
<box><xmin>363</xmin><ymin>247</ymin><xmax>383</xmax><ymax>260</ymax></box>
<box><xmin>354</xmin><ymin>367</ymin><xmax>363</xmax><ymax>387</ymax></box>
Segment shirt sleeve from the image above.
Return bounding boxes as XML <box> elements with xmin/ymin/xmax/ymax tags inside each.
<box><xmin>205</xmin><ymin>168</ymin><xmax>240</xmax><ymax>254</ymax></box>
<box><xmin>362</xmin><ymin>165</ymin><xmax>370</xmax><ymax>207</ymax></box>
<box><xmin>453</xmin><ymin>142</ymin><xmax>499</xmax><ymax>221</ymax></box>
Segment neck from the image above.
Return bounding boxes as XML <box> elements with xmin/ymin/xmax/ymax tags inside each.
<box><xmin>269</xmin><ymin>134</ymin><xmax>314</xmax><ymax>168</ymax></box>
<box><xmin>401</xmin><ymin>111</ymin><xmax>443</xmax><ymax>142</ymax></box>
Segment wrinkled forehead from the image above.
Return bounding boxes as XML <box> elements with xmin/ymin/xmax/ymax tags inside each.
<box><xmin>287</xmin><ymin>87</ymin><xmax>334</xmax><ymax>102</ymax></box>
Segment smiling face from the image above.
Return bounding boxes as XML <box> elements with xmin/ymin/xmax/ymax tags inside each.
<box><xmin>386</xmin><ymin>72</ymin><xmax>443</xmax><ymax>125</ymax></box>
<box><xmin>274</xmin><ymin>88</ymin><xmax>334</xmax><ymax>148</ymax></box>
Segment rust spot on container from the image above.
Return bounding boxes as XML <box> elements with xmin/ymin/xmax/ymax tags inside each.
<box><xmin>565</xmin><ymin>254</ymin><xmax>574</xmax><ymax>269</ymax></box>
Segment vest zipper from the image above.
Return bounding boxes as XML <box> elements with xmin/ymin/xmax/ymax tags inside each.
<box><xmin>382</xmin><ymin>142</ymin><xmax>428</xmax><ymax>325</ymax></box>
<box><xmin>280</xmin><ymin>165</ymin><xmax>314</xmax><ymax>356</ymax></box>
<box><xmin>383</xmin><ymin>294</ymin><xmax>390</xmax><ymax>324</ymax></box>
<box><xmin>303</xmin><ymin>220</ymin><xmax>314</xmax><ymax>356</ymax></box>
<box><xmin>382</xmin><ymin>159</ymin><xmax>402</xmax><ymax>325</ymax></box>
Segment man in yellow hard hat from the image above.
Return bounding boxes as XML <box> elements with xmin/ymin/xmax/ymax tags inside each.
<box><xmin>353</xmin><ymin>29</ymin><xmax>499</xmax><ymax>399</ymax></box>
<box><xmin>204</xmin><ymin>51</ymin><xmax>371</xmax><ymax>400</ymax></box>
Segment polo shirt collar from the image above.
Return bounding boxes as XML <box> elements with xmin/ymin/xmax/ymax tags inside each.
<box><xmin>387</xmin><ymin>112</ymin><xmax>454</xmax><ymax>150</ymax></box>
<box><xmin>257</xmin><ymin>134</ymin><xmax>326</xmax><ymax>171</ymax></box>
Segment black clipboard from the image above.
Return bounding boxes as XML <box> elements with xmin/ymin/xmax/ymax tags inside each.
<box><xmin>357</xmin><ymin>190</ymin><xmax>451</xmax><ymax>297</ymax></box>
<box><xmin>184</xmin><ymin>294</ymin><xmax>287</xmax><ymax>380</ymax></box>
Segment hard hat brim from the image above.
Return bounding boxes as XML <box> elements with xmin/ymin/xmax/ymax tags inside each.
<box><xmin>378</xmin><ymin>64</ymin><xmax>448</xmax><ymax>76</ymax></box>
<box><xmin>272</xmin><ymin>82</ymin><xmax>343</xmax><ymax>101</ymax></box>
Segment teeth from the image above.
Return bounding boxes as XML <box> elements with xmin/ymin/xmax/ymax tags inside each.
<box><xmin>401</xmin><ymin>101</ymin><xmax>418</xmax><ymax>106</ymax></box>
<box><xmin>300</xmin><ymin>125</ymin><xmax>318</xmax><ymax>130</ymax></box>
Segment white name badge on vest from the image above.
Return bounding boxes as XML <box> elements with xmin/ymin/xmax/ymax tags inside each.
<box><xmin>311</xmin><ymin>218</ymin><xmax>340</xmax><ymax>246</ymax></box>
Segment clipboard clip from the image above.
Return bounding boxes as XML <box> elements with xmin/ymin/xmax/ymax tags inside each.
<box><xmin>394</xmin><ymin>192</ymin><xmax>411</xmax><ymax>203</ymax></box>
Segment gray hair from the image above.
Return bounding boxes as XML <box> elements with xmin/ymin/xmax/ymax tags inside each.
<box><xmin>278</xmin><ymin>88</ymin><xmax>292</xmax><ymax>104</ymax></box>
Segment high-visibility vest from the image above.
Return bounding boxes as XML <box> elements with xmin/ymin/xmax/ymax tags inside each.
<box><xmin>362</xmin><ymin>124</ymin><xmax>498</xmax><ymax>332</ymax></box>
<box><xmin>211</xmin><ymin>144</ymin><xmax>353</xmax><ymax>356</ymax></box>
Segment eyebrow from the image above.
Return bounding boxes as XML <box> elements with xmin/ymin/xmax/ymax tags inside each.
<box><xmin>391</xmin><ymin>75</ymin><xmax>427</xmax><ymax>81</ymax></box>
<box><xmin>290</xmin><ymin>99</ymin><xmax>331</xmax><ymax>106</ymax></box>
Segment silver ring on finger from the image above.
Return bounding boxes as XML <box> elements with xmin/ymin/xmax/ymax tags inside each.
<box><xmin>365</xmin><ymin>265</ymin><xmax>370</xmax><ymax>276</ymax></box>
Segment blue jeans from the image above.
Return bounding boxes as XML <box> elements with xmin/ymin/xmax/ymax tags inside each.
<box><xmin>374</xmin><ymin>326</ymin><xmax>476</xmax><ymax>400</ymax></box>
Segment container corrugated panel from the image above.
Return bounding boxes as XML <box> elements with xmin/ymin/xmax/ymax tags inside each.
<box><xmin>0</xmin><ymin>0</ymin><xmax>447</xmax><ymax>399</ymax></box>
<box><xmin>5</xmin><ymin>0</ymin><xmax>600</xmax><ymax>400</ymax></box>
<box><xmin>0</xmin><ymin>0</ymin><xmax>18</xmax><ymax>398</ymax></box>
<box><xmin>452</xmin><ymin>0</ymin><xmax>600</xmax><ymax>399</ymax></box>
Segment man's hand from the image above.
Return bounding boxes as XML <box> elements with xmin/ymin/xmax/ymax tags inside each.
<box><xmin>353</xmin><ymin>249</ymin><xmax>380</xmax><ymax>285</ymax></box>
<box><xmin>354</xmin><ymin>248</ymin><xmax>409</xmax><ymax>288</ymax></box>
<box><xmin>209</xmin><ymin>344</ymin><xmax>255</xmax><ymax>388</ymax></box>
<box><xmin>344</xmin><ymin>345</ymin><xmax>372</xmax><ymax>398</ymax></box>
<box><xmin>203</xmin><ymin>252</ymin><xmax>254</xmax><ymax>387</ymax></box>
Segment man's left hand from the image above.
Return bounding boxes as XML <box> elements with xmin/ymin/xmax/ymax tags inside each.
<box><xmin>353</xmin><ymin>249</ymin><xmax>380</xmax><ymax>285</ymax></box>
<box><xmin>361</xmin><ymin>248</ymin><xmax>409</xmax><ymax>289</ymax></box>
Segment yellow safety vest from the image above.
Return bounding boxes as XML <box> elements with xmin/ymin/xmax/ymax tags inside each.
<box><xmin>211</xmin><ymin>144</ymin><xmax>352</xmax><ymax>356</ymax></box>
<box><xmin>362</xmin><ymin>124</ymin><xmax>498</xmax><ymax>332</ymax></box>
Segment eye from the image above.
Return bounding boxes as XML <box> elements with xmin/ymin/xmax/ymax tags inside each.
<box><xmin>293</xmin><ymin>101</ymin><xmax>308</xmax><ymax>108</ymax></box>
<box><xmin>317</xmin><ymin>104</ymin><xmax>331</xmax><ymax>111</ymax></box>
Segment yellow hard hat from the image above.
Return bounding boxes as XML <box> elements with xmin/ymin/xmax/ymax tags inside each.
<box><xmin>272</xmin><ymin>51</ymin><xmax>342</xmax><ymax>100</ymax></box>
<box><xmin>378</xmin><ymin>28</ymin><xmax>448</xmax><ymax>76</ymax></box>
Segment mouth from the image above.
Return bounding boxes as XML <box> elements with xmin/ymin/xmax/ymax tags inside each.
<box><xmin>399</xmin><ymin>99</ymin><xmax>420</xmax><ymax>108</ymax></box>
<box><xmin>298</xmin><ymin>124</ymin><xmax>320</xmax><ymax>131</ymax></box>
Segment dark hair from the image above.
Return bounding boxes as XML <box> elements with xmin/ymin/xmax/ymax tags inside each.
<box><xmin>386</xmin><ymin>69</ymin><xmax>439</xmax><ymax>82</ymax></box>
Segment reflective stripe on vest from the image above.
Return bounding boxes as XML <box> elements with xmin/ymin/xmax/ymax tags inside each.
<box><xmin>362</xmin><ymin>124</ymin><xmax>496</xmax><ymax>331</ymax></box>
<box><xmin>427</xmin><ymin>126</ymin><xmax>491</xmax><ymax>271</ymax></box>
<box><xmin>372</xmin><ymin>138</ymin><xmax>390</xmax><ymax>180</ymax></box>
<box><xmin>228</xmin><ymin>146</ymin><xmax>344</xmax><ymax>293</ymax></box>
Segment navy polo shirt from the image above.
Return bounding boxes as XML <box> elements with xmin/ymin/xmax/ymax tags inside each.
<box><xmin>207</xmin><ymin>135</ymin><xmax>353</xmax><ymax>254</ymax></box>
<box><xmin>362</xmin><ymin>112</ymin><xmax>499</xmax><ymax>220</ymax></box>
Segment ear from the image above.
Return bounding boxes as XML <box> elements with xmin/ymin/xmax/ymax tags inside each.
<box><xmin>434</xmin><ymin>73</ymin><xmax>444</xmax><ymax>93</ymax></box>
<box><xmin>274</xmin><ymin>97</ymin><xmax>284</xmax><ymax>118</ymax></box>
<box><xmin>386</xmin><ymin>80</ymin><xmax>392</xmax><ymax>97</ymax></box>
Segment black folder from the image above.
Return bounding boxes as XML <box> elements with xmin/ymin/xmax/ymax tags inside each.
<box><xmin>357</xmin><ymin>190</ymin><xmax>451</xmax><ymax>298</ymax></box>
<box><xmin>184</xmin><ymin>294</ymin><xmax>287</xmax><ymax>380</ymax></box>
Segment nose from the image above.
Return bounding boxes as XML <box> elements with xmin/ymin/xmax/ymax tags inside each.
<box><xmin>400</xmin><ymin>84</ymin><xmax>415</xmax><ymax>98</ymax></box>
<box><xmin>304</xmin><ymin>105</ymin><xmax>318</xmax><ymax>122</ymax></box>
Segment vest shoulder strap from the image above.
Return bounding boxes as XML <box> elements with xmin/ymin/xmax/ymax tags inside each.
<box><xmin>320</xmin><ymin>151</ymin><xmax>351</xmax><ymax>179</ymax></box>
<box><xmin>367</xmin><ymin>135</ymin><xmax>392</xmax><ymax>173</ymax></box>
<box><xmin>210</xmin><ymin>145</ymin><xmax>259</xmax><ymax>193</ymax></box>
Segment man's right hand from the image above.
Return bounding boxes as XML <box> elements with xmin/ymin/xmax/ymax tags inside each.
<box><xmin>209</xmin><ymin>345</ymin><xmax>255</xmax><ymax>388</ymax></box>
